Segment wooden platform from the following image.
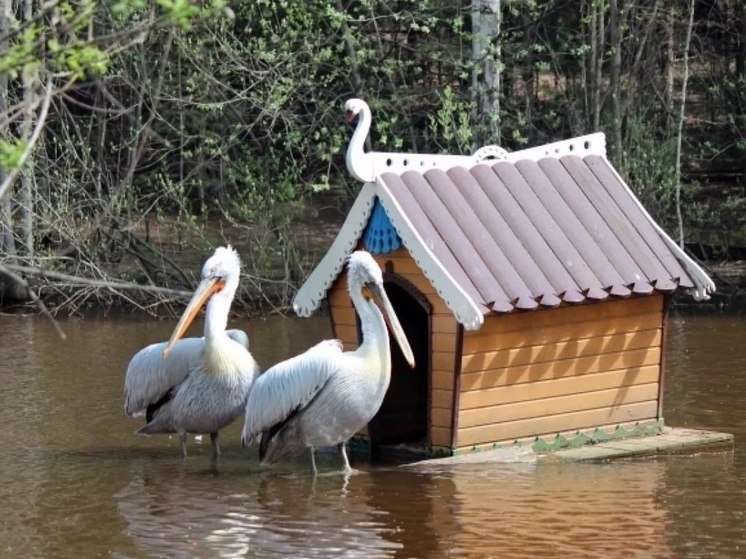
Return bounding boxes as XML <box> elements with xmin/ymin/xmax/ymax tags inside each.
<box><xmin>403</xmin><ymin>427</ymin><xmax>733</xmax><ymax>469</ymax></box>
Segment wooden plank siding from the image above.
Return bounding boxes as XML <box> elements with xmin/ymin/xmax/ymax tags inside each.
<box><xmin>460</xmin><ymin>345</ymin><xmax>661</xmax><ymax>392</ymax></box>
<box><xmin>455</xmin><ymin>294</ymin><xmax>665</xmax><ymax>450</ymax></box>
<box><xmin>328</xmin><ymin>273</ymin><xmax>356</xmax><ymax>351</ymax></box>
<box><xmin>327</xmin><ymin>247</ymin><xmax>665</xmax><ymax>452</ymax></box>
<box><xmin>457</xmin><ymin>401</ymin><xmax>659</xmax><ymax>447</ymax></box>
<box><xmin>463</xmin><ymin>310</ymin><xmax>662</xmax><ymax>353</ymax></box>
<box><xmin>460</xmin><ymin>364</ymin><xmax>660</xmax><ymax>409</ymax></box>
<box><xmin>459</xmin><ymin>382</ymin><xmax>660</xmax><ymax>428</ymax></box>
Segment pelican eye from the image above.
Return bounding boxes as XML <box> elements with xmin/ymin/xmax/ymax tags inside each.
<box><xmin>214</xmin><ymin>276</ymin><xmax>226</xmax><ymax>292</ymax></box>
<box><xmin>361</xmin><ymin>282</ymin><xmax>374</xmax><ymax>301</ymax></box>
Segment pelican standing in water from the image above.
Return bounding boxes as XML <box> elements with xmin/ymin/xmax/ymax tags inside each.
<box><xmin>241</xmin><ymin>250</ymin><xmax>414</xmax><ymax>474</ymax></box>
<box><xmin>124</xmin><ymin>246</ymin><xmax>259</xmax><ymax>456</ymax></box>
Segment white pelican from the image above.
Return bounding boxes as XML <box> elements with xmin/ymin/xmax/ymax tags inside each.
<box><xmin>124</xmin><ymin>246</ymin><xmax>259</xmax><ymax>457</ymax></box>
<box><xmin>241</xmin><ymin>250</ymin><xmax>415</xmax><ymax>474</ymax></box>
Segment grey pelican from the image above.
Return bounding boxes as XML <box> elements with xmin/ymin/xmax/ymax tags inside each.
<box><xmin>241</xmin><ymin>250</ymin><xmax>415</xmax><ymax>474</ymax></box>
<box><xmin>124</xmin><ymin>246</ymin><xmax>259</xmax><ymax>456</ymax></box>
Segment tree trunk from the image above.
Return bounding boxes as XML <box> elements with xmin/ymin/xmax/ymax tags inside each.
<box><xmin>19</xmin><ymin>0</ymin><xmax>35</xmax><ymax>257</ymax></box>
<box><xmin>471</xmin><ymin>0</ymin><xmax>501</xmax><ymax>145</ymax></box>
<box><xmin>737</xmin><ymin>1</ymin><xmax>746</xmax><ymax>84</ymax></box>
<box><xmin>588</xmin><ymin>0</ymin><xmax>600</xmax><ymax>131</ymax></box>
<box><xmin>674</xmin><ymin>0</ymin><xmax>696</xmax><ymax>248</ymax></box>
<box><xmin>665</xmin><ymin>6</ymin><xmax>676</xmax><ymax>112</ymax></box>
<box><xmin>608</xmin><ymin>0</ymin><xmax>623</xmax><ymax>166</ymax></box>
<box><xmin>0</xmin><ymin>0</ymin><xmax>27</xmax><ymax>300</ymax></box>
<box><xmin>623</xmin><ymin>0</ymin><xmax>661</xmax><ymax>117</ymax></box>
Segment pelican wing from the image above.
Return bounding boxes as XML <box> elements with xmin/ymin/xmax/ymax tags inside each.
<box><xmin>242</xmin><ymin>339</ymin><xmax>344</xmax><ymax>446</ymax></box>
<box><xmin>124</xmin><ymin>338</ymin><xmax>202</xmax><ymax>416</ymax></box>
<box><xmin>124</xmin><ymin>329</ymin><xmax>249</xmax><ymax>416</ymax></box>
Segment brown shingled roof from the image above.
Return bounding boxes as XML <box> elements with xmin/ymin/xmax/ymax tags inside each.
<box><xmin>379</xmin><ymin>154</ymin><xmax>692</xmax><ymax>313</ymax></box>
<box><xmin>294</xmin><ymin>126</ymin><xmax>714</xmax><ymax>329</ymax></box>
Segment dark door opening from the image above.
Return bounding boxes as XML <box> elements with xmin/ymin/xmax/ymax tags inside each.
<box><xmin>368</xmin><ymin>280</ymin><xmax>430</xmax><ymax>448</ymax></box>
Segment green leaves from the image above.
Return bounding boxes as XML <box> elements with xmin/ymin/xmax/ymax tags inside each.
<box><xmin>0</xmin><ymin>29</ymin><xmax>38</xmax><ymax>79</ymax></box>
<box><xmin>0</xmin><ymin>3</ymin><xmax>110</xmax><ymax>81</ymax></box>
<box><xmin>51</xmin><ymin>43</ymin><xmax>109</xmax><ymax>79</ymax></box>
<box><xmin>0</xmin><ymin>140</ymin><xmax>27</xmax><ymax>171</ymax></box>
<box><xmin>430</xmin><ymin>86</ymin><xmax>474</xmax><ymax>152</ymax></box>
<box><xmin>156</xmin><ymin>0</ymin><xmax>201</xmax><ymax>28</ymax></box>
<box><xmin>0</xmin><ymin>0</ymin><xmax>738</xmax><ymax>259</ymax></box>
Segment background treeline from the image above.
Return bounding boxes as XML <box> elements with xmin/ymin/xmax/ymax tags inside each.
<box><xmin>0</xmin><ymin>0</ymin><xmax>743</xmax><ymax>314</ymax></box>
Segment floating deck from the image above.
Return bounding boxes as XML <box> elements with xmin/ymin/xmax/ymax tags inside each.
<box><xmin>403</xmin><ymin>427</ymin><xmax>733</xmax><ymax>469</ymax></box>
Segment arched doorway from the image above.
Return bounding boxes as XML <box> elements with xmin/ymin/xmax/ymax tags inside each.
<box><xmin>368</xmin><ymin>276</ymin><xmax>430</xmax><ymax>450</ymax></box>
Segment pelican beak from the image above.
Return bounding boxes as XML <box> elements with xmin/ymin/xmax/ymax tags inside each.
<box><xmin>369</xmin><ymin>282</ymin><xmax>415</xmax><ymax>368</ymax></box>
<box><xmin>163</xmin><ymin>276</ymin><xmax>225</xmax><ymax>358</ymax></box>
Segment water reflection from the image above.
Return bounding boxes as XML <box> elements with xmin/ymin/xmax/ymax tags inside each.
<box><xmin>116</xmin><ymin>465</ymin><xmax>423</xmax><ymax>558</ymax></box>
<box><xmin>112</xmin><ymin>458</ymin><xmax>677</xmax><ymax>558</ymax></box>
<box><xmin>0</xmin><ymin>311</ymin><xmax>745</xmax><ymax>557</ymax></box>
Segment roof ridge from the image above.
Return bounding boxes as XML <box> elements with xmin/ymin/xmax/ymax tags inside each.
<box><xmin>345</xmin><ymin>98</ymin><xmax>606</xmax><ymax>182</ymax></box>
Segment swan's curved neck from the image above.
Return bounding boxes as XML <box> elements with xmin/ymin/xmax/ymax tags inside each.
<box><xmin>346</xmin><ymin>104</ymin><xmax>373</xmax><ymax>182</ymax></box>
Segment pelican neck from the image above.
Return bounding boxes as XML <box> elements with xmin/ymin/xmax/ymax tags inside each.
<box><xmin>203</xmin><ymin>288</ymin><xmax>233</xmax><ymax>343</ymax></box>
<box><xmin>352</xmin><ymin>289</ymin><xmax>389</xmax><ymax>355</ymax></box>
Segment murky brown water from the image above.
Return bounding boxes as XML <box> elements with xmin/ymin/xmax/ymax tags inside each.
<box><xmin>0</xmin><ymin>311</ymin><xmax>745</xmax><ymax>558</ymax></box>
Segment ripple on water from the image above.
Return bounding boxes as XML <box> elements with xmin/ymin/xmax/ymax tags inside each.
<box><xmin>114</xmin><ymin>466</ymin><xmax>406</xmax><ymax>558</ymax></box>
<box><xmin>2</xmin><ymin>313</ymin><xmax>746</xmax><ymax>558</ymax></box>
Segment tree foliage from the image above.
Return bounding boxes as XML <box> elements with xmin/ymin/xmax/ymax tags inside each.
<box><xmin>0</xmin><ymin>0</ymin><xmax>743</xmax><ymax>312</ymax></box>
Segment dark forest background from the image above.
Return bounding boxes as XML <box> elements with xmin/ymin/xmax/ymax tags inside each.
<box><xmin>0</xmin><ymin>0</ymin><xmax>743</xmax><ymax>314</ymax></box>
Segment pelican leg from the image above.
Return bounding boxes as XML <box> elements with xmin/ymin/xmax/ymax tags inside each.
<box><xmin>179</xmin><ymin>433</ymin><xmax>188</xmax><ymax>457</ymax></box>
<box><xmin>339</xmin><ymin>442</ymin><xmax>352</xmax><ymax>475</ymax></box>
<box><xmin>309</xmin><ymin>446</ymin><xmax>318</xmax><ymax>476</ymax></box>
<box><xmin>210</xmin><ymin>432</ymin><xmax>221</xmax><ymax>456</ymax></box>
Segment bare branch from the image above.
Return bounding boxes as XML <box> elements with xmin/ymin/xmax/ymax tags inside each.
<box><xmin>1</xmin><ymin>263</ymin><xmax>193</xmax><ymax>298</ymax></box>
<box><xmin>0</xmin><ymin>263</ymin><xmax>66</xmax><ymax>339</ymax></box>
<box><xmin>0</xmin><ymin>77</ymin><xmax>54</xmax><ymax>203</ymax></box>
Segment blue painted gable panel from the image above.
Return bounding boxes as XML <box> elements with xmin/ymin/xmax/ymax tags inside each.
<box><xmin>363</xmin><ymin>197</ymin><xmax>401</xmax><ymax>254</ymax></box>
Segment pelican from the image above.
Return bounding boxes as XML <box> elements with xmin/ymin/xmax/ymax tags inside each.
<box><xmin>124</xmin><ymin>246</ymin><xmax>259</xmax><ymax>457</ymax></box>
<box><xmin>241</xmin><ymin>250</ymin><xmax>415</xmax><ymax>475</ymax></box>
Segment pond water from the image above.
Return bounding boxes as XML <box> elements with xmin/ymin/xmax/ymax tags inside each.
<box><xmin>0</xmin><ymin>310</ymin><xmax>744</xmax><ymax>558</ymax></box>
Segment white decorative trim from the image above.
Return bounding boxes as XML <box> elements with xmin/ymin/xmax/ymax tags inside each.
<box><xmin>473</xmin><ymin>144</ymin><xmax>509</xmax><ymax>161</ymax></box>
<box><xmin>374</xmin><ymin>177</ymin><xmax>484</xmax><ymax>330</ymax></box>
<box><xmin>292</xmin><ymin>177</ymin><xmax>486</xmax><ymax>329</ymax></box>
<box><xmin>506</xmin><ymin>132</ymin><xmax>607</xmax><ymax>161</ymax></box>
<box><xmin>345</xmin><ymin>98</ymin><xmax>607</xmax><ymax>183</ymax></box>
<box><xmin>359</xmin><ymin>151</ymin><xmax>481</xmax><ymax>181</ymax></box>
<box><xmin>292</xmin><ymin>183</ymin><xmax>377</xmax><ymax>316</ymax></box>
<box><xmin>347</xmin><ymin>146</ymin><xmax>481</xmax><ymax>183</ymax></box>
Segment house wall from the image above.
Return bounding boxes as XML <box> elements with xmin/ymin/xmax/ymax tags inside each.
<box><xmin>326</xmin><ymin>248</ymin><xmax>459</xmax><ymax>448</ymax></box>
<box><xmin>455</xmin><ymin>295</ymin><xmax>665</xmax><ymax>450</ymax></box>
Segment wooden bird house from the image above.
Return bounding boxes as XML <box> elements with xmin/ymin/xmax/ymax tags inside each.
<box><xmin>293</xmin><ymin>99</ymin><xmax>715</xmax><ymax>457</ymax></box>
